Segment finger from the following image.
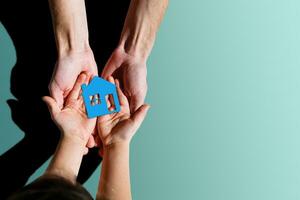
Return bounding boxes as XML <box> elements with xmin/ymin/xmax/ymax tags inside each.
<box><xmin>115</xmin><ymin>79</ymin><xmax>129</xmax><ymax>106</ymax></box>
<box><xmin>107</xmin><ymin>76</ymin><xmax>117</xmax><ymax>111</ymax></box>
<box><xmin>86</xmin><ymin>135</ymin><xmax>96</xmax><ymax>148</ymax></box>
<box><xmin>107</xmin><ymin>76</ymin><xmax>116</xmax><ymax>84</ymax></box>
<box><xmin>94</xmin><ymin>134</ymin><xmax>101</xmax><ymax>147</ymax></box>
<box><xmin>69</xmin><ymin>73</ymin><xmax>87</xmax><ymax>100</ymax></box>
<box><xmin>98</xmin><ymin>139</ymin><xmax>104</xmax><ymax>158</ymax></box>
<box><xmin>83</xmin><ymin>147</ymin><xmax>89</xmax><ymax>155</ymax></box>
<box><xmin>42</xmin><ymin>96</ymin><xmax>60</xmax><ymax>117</ymax></box>
<box><xmin>104</xmin><ymin>76</ymin><xmax>116</xmax><ymax>108</ymax></box>
<box><xmin>49</xmin><ymin>82</ymin><xmax>64</xmax><ymax>109</ymax></box>
<box><xmin>130</xmin><ymin>104</ymin><xmax>150</xmax><ymax>129</ymax></box>
<box><xmin>78</xmin><ymin>74</ymin><xmax>90</xmax><ymax>106</ymax></box>
<box><xmin>130</xmin><ymin>92</ymin><xmax>146</xmax><ymax>113</ymax></box>
<box><xmin>101</xmin><ymin>54</ymin><xmax>120</xmax><ymax>78</ymax></box>
<box><xmin>105</xmin><ymin>93</ymin><xmax>111</xmax><ymax>108</ymax></box>
<box><xmin>89</xmin><ymin>62</ymin><xmax>98</xmax><ymax>77</ymax></box>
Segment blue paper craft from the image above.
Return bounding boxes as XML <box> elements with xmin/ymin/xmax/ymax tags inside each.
<box><xmin>81</xmin><ymin>76</ymin><xmax>121</xmax><ymax>118</ymax></box>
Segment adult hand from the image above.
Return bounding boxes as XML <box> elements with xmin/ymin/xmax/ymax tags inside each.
<box><xmin>101</xmin><ymin>48</ymin><xmax>147</xmax><ymax>113</ymax></box>
<box><xmin>49</xmin><ymin>49</ymin><xmax>98</xmax><ymax>108</ymax></box>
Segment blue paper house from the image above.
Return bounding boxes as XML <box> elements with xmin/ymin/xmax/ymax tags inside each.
<box><xmin>81</xmin><ymin>76</ymin><xmax>121</xmax><ymax>118</ymax></box>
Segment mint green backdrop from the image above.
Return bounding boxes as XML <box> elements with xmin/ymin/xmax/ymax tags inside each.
<box><xmin>2</xmin><ymin>1</ymin><xmax>300</xmax><ymax>199</ymax></box>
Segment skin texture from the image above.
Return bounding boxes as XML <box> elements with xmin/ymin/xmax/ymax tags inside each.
<box><xmin>48</xmin><ymin>0</ymin><xmax>98</xmax><ymax>108</ymax></box>
<box><xmin>43</xmin><ymin>73</ymin><xmax>97</xmax><ymax>183</ymax></box>
<box><xmin>95</xmin><ymin>77</ymin><xmax>150</xmax><ymax>200</ymax></box>
<box><xmin>43</xmin><ymin>74</ymin><xmax>149</xmax><ymax>199</ymax></box>
<box><xmin>46</xmin><ymin>0</ymin><xmax>166</xmax><ymax>198</ymax></box>
<box><xmin>102</xmin><ymin>0</ymin><xmax>169</xmax><ymax>112</ymax></box>
<box><xmin>48</xmin><ymin>0</ymin><xmax>168</xmax><ymax>112</ymax></box>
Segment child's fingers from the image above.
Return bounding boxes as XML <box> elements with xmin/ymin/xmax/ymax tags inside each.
<box><xmin>83</xmin><ymin>147</ymin><xmax>89</xmax><ymax>155</ymax></box>
<box><xmin>105</xmin><ymin>94</ymin><xmax>111</xmax><ymax>108</ymax></box>
<box><xmin>69</xmin><ymin>73</ymin><xmax>87</xmax><ymax>100</ymax></box>
<box><xmin>42</xmin><ymin>96</ymin><xmax>60</xmax><ymax>117</ymax></box>
<box><xmin>86</xmin><ymin>135</ymin><xmax>96</xmax><ymax>148</ymax></box>
<box><xmin>108</xmin><ymin>76</ymin><xmax>115</xmax><ymax>84</ymax></box>
<box><xmin>94</xmin><ymin>134</ymin><xmax>101</xmax><ymax>147</ymax></box>
<box><xmin>106</xmin><ymin>76</ymin><xmax>116</xmax><ymax>108</ymax></box>
<box><xmin>49</xmin><ymin>83</ymin><xmax>64</xmax><ymax>109</ymax></box>
<box><xmin>115</xmin><ymin>79</ymin><xmax>129</xmax><ymax>107</ymax></box>
<box><xmin>130</xmin><ymin>104</ymin><xmax>150</xmax><ymax>129</ymax></box>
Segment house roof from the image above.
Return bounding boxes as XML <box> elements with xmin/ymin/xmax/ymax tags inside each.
<box><xmin>82</xmin><ymin>76</ymin><xmax>116</xmax><ymax>94</ymax></box>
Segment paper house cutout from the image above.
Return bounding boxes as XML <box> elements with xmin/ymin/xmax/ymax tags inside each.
<box><xmin>81</xmin><ymin>76</ymin><xmax>121</xmax><ymax>118</ymax></box>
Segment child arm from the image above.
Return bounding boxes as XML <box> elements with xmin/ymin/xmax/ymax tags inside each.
<box><xmin>96</xmin><ymin>77</ymin><xmax>149</xmax><ymax>200</ymax></box>
<box><xmin>42</xmin><ymin>73</ymin><xmax>96</xmax><ymax>183</ymax></box>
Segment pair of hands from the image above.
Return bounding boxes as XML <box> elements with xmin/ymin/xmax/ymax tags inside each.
<box><xmin>43</xmin><ymin>73</ymin><xmax>150</xmax><ymax>155</ymax></box>
<box><xmin>49</xmin><ymin>47</ymin><xmax>147</xmax><ymax>113</ymax></box>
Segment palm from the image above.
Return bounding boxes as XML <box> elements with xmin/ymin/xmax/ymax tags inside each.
<box><xmin>49</xmin><ymin>50</ymin><xmax>98</xmax><ymax>108</ymax></box>
<box><xmin>101</xmin><ymin>49</ymin><xmax>147</xmax><ymax>112</ymax></box>
<box><xmin>97</xmin><ymin>77</ymin><xmax>137</xmax><ymax>146</ymax></box>
<box><xmin>97</xmin><ymin>105</ymin><xmax>130</xmax><ymax>143</ymax></box>
<box><xmin>44</xmin><ymin>73</ymin><xmax>96</xmax><ymax>144</ymax></box>
<box><xmin>56</xmin><ymin>100</ymin><xmax>95</xmax><ymax>141</ymax></box>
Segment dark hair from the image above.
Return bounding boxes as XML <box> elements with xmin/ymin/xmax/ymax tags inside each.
<box><xmin>7</xmin><ymin>175</ymin><xmax>93</xmax><ymax>200</ymax></box>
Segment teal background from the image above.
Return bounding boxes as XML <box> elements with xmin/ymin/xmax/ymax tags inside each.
<box><xmin>2</xmin><ymin>0</ymin><xmax>300</xmax><ymax>199</ymax></box>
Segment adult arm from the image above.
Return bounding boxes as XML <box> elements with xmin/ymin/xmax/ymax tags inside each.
<box><xmin>120</xmin><ymin>0</ymin><xmax>169</xmax><ymax>59</ymax></box>
<box><xmin>102</xmin><ymin>0</ymin><xmax>168</xmax><ymax>112</ymax></box>
<box><xmin>48</xmin><ymin>0</ymin><xmax>97</xmax><ymax>108</ymax></box>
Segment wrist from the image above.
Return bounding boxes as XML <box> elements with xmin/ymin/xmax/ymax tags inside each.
<box><xmin>115</xmin><ymin>45</ymin><xmax>148</xmax><ymax>65</ymax></box>
<box><xmin>46</xmin><ymin>137</ymin><xmax>85</xmax><ymax>183</ymax></box>
<box><xmin>45</xmin><ymin>166</ymin><xmax>77</xmax><ymax>184</ymax></box>
<box><xmin>60</xmin><ymin>133</ymin><xmax>87</xmax><ymax>149</ymax></box>
<box><xmin>57</xmin><ymin>37</ymin><xmax>92</xmax><ymax>58</ymax></box>
<box><xmin>54</xmin><ymin>24</ymin><xmax>91</xmax><ymax>58</ymax></box>
<box><xmin>103</xmin><ymin>141</ymin><xmax>130</xmax><ymax>153</ymax></box>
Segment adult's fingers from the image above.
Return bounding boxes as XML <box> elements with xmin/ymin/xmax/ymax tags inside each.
<box><xmin>130</xmin><ymin>104</ymin><xmax>150</xmax><ymax>130</ymax></box>
<box><xmin>49</xmin><ymin>82</ymin><xmax>64</xmax><ymax>109</ymax></box>
<box><xmin>42</xmin><ymin>96</ymin><xmax>60</xmax><ymax>117</ymax></box>
<box><xmin>86</xmin><ymin>135</ymin><xmax>96</xmax><ymax>148</ymax></box>
<box><xmin>129</xmin><ymin>91</ymin><xmax>146</xmax><ymax>113</ymax></box>
<box><xmin>116</xmin><ymin>79</ymin><xmax>129</xmax><ymax>106</ymax></box>
<box><xmin>101</xmin><ymin>54</ymin><xmax>121</xmax><ymax>79</ymax></box>
<box><xmin>69</xmin><ymin>73</ymin><xmax>87</xmax><ymax>100</ymax></box>
<box><xmin>90</xmin><ymin>63</ymin><xmax>98</xmax><ymax>76</ymax></box>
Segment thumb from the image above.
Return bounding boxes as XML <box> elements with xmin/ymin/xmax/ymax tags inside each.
<box><xmin>101</xmin><ymin>54</ymin><xmax>120</xmax><ymax>79</ymax></box>
<box><xmin>49</xmin><ymin>82</ymin><xmax>64</xmax><ymax>109</ymax></box>
<box><xmin>130</xmin><ymin>92</ymin><xmax>146</xmax><ymax>113</ymax></box>
<box><xmin>87</xmin><ymin>62</ymin><xmax>98</xmax><ymax>77</ymax></box>
<box><xmin>42</xmin><ymin>96</ymin><xmax>60</xmax><ymax>117</ymax></box>
<box><xmin>130</xmin><ymin>104</ymin><xmax>150</xmax><ymax>129</ymax></box>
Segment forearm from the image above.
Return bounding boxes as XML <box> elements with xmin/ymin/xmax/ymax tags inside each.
<box><xmin>119</xmin><ymin>0</ymin><xmax>168</xmax><ymax>60</ymax></box>
<box><xmin>45</xmin><ymin>135</ymin><xmax>86</xmax><ymax>184</ymax></box>
<box><xmin>97</xmin><ymin>143</ymin><xmax>131</xmax><ymax>200</ymax></box>
<box><xmin>48</xmin><ymin>0</ymin><xmax>90</xmax><ymax>56</ymax></box>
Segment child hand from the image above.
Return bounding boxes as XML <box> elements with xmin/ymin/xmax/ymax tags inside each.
<box><xmin>96</xmin><ymin>76</ymin><xmax>150</xmax><ymax>150</ymax></box>
<box><xmin>43</xmin><ymin>73</ymin><xmax>97</xmax><ymax>149</ymax></box>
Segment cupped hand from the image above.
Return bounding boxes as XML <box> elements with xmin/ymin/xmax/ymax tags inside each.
<box><xmin>101</xmin><ymin>48</ymin><xmax>147</xmax><ymax>113</ymax></box>
<box><xmin>96</xmin><ymin>76</ymin><xmax>150</xmax><ymax>150</ymax></box>
<box><xmin>49</xmin><ymin>49</ymin><xmax>98</xmax><ymax>109</ymax></box>
<box><xmin>43</xmin><ymin>73</ymin><xmax>97</xmax><ymax>152</ymax></box>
